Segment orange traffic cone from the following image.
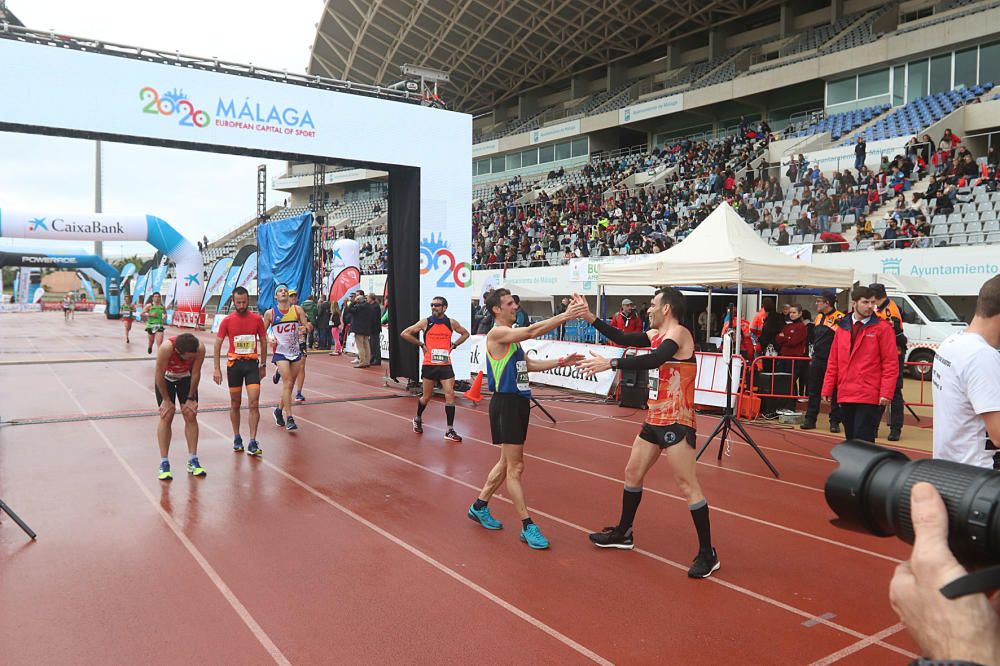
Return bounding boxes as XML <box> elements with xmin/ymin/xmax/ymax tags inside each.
<box><xmin>464</xmin><ymin>371</ymin><xmax>484</xmax><ymax>404</ymax></box>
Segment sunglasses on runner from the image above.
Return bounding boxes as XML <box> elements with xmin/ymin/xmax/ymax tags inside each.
<box><xmin>431</xmin><ymin>302</ymin><xmax>445</xmax><ymax>307</ymax></box>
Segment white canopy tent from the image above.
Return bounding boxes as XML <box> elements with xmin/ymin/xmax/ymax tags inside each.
<box><xmin>598</xmin><ymin>202</ymin><xmax>855</xmax><ymax>289</ymax></box>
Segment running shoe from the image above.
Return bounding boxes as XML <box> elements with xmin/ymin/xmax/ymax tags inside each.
<box><xmin>412</xmin><ymin>417</ymin><xmax>423</xmax><ymax>434</ymax></box>
<box><xmin>830</xmin><ymin>422</ymin><xmax>841</xmax><ymax>434</ymax></box>
<box><xmin>589</xmin><ymin>526</ymin><xmax>634</xmax><ymax>550</ymax></box>
<box><xmin>467</xmin><ymin>504</ymin><xmax>502</xmax><ymax>530</ymax></box>
<box><xmin>285</xmin><ymin>416</ymin><xmax>298</xmax><ymax>431</ymax></box>
<box><xmin>187</xmin><ymin>458</ymin><xmax>207</xmax><ymax>477</ymax></box>
<box><xmin>233</xmin><ymin>435</ymin><xmax>244</xmax><ymax>452</ymax></box>
<box><xmin>687</xmin><ymin>548</ymin><xmax>720</xmax><ymax>578</ymax></box>
<box><xmin>295</xmin><ymin>392</ymin><xmax>305</xmax><ymax>402</ymax></box>
<box><xmin>273</xmin><ymin>407</ymin><xmax>285</xmax><ymax>427</ymax></box>
<box><xmin>272</xmin><ymin>370</ymin><xmax>281</xmax><ymax>385</ymax></box>
<box><xmin>520</xmin><ymin>523</ymin><xmax>550</xmax><ymax>550</ymax></box>
<box><xmin>147</xmin><ymin>345</ymin><xmax>153</xmax><ymax>355</ymax></box>
<box><xmin>158</xmin><ymin>460</ymin><xmax>172</xmax><ymax>481</ymax></box>
<box><xmin>246</xmin><ymin>440</ymin><xmax>262</xmax><ymax>457</ymax></box>
<box><xmin>443</xmin><ymin>428</ymin><xmax>462</xmax><ymax>443</ymax></box>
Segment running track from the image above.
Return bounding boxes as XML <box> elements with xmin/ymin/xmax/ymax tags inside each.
<box><xmin>0</xmin><ymin>313</ymin><xmax>926</xmax><ymax>664</ymax></box>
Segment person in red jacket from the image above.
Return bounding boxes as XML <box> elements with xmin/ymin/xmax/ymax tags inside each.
<box><xmin>821</xmin><ymin>285</ymin><xmax>899</xmax><ymax>443</ymax></box>
<box><xmin>608</xmin><ymin>299</ymin><xmax>643</xmax><ymax>346</ymax></box>
<box><xmin>775</xmin><ymin>304</ymin><xmax>808</xmax><ymax>394</ymax></box>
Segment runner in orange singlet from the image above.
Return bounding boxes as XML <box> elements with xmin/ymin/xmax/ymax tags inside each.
<box><xmin>400</xmin><ymin>296</ymin><xmax>471</xmax><ymax>442</ymax></box>
<box><xmin>574</xmin><ymin>288</ymin><xmax>719</xmax><ymax>578</ymax></box>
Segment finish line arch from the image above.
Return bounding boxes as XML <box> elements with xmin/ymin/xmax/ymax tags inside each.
<box><xmin>0</xmin><ymin>26</ymin><xmax>470</xmax><ymax>381</ymax></box>
<box><xmin>0</xmin><ymin>248</ymin><xmax>121</xmax><ymax>314</ymax></box>
<box><xmin>0</xmin><ymin>214</ymin><xmax>202</xmax><ymax>320</ymax></box>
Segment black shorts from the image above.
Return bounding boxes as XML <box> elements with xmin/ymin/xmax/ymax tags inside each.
<box><xmin>155</xmin><ymin>376</ymin><xmax>197</xmax><ymax>406</ymax></box>
<box><xmin>488</xmin><ymin>393</ymin><xmax>531</xmax><ymax>445</ymax></box>
<box><xmin>421</xmin><ymin>364</ymin><xmax>456</xmax><ymax>382</ymax></box>
<box><xmin>638</xmin><ymin>423</ymin><xmax>697</xmax><ymax>449</ymax></box>
<box><xmin>299</xmin><ymin>341</ymin><xmax>307</xmax><ymax>354</ymax></box>
<box><xmin>146</xmin><ymin>326</ymin><xmax>165</xmax><ymax>335</ymax></box>
<box><xmin>227</xmin><ymin>358</ymin><xmax>261</xmax><ymax>389</ymax></box>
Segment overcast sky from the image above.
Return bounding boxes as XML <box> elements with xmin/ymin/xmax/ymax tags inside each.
<box><xmin>0</xmin><ymin>0</ymin><xmax>323</xmax><ymax>259</ymax></box>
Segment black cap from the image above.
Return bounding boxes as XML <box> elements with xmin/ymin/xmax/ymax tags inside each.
<box><xmin>868</xmin><ymin>283</ymin><xmax>887</xmax><ymax>296</ymax></box>
<box><xmin>818</xmin><ymin>291</ymin><xmax>836</xmax><ymax>305</ymax></box>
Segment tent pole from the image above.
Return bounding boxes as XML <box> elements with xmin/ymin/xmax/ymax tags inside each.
<box><xmin>706</xmin><ymin>288</ymin><xmax>713</xmax><ymax>344</ymax></box>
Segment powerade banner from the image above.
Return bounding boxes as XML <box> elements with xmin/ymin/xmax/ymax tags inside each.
<box><xmin>200</xmin><ymin>256</ymin><xmax>233</xmax><ymax>310</ymax></box>
<box><xmin>257</xmin><ymin>214</ymin><xmax>312</xmax><ymax>314</ymax></box>
<box><xmin>0</xmin><ymin>209</ymin><xmax>204</xmax><ymax>312</ymax></box>
<box><xmin>132</xmin><ymin>260</ymin><xmax>153</xmax><ymax>305</ymax></box>
<box><xmin>326</xmin><ymin>238</ymin><xmax>359</xmax><ymax>308</ymax></box>
<box><xmin>217</xmin><ymin>245</ymin><xmax>256</xmax><ymax>313</ymax></box>
<box><xmin>234</xmin><ymin>251</ymin><xmax>257</xmax><ymax>291</ymax></box>
<box><xmin>77</xmin><ymin>272</ymin><xmax>96</xmax><ymax>301</ymax></box>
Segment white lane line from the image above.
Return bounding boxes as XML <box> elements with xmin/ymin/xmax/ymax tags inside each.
<box><xmin>193</xmin><ymin>420</ymin><xmax>612</xmax><ymax>665</ymax></box>
<box><xmin>45</xmin><ymin>366</ymin><xmax>291</xmax><ymax>666</ymax></box>
<box><xmin>808</xmin><ymin>622</ymin><xmax>908</xmax><ymax>665</ymax></box>
<box><xmin>263</xmin><ymin>409</ymin><xmax>912</xmax><ymax>658</ymax></box>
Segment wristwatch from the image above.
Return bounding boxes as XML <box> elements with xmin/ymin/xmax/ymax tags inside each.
<box><xmin>610</xmin><ymin>358</ymin><xmax>619</xmax><ymax>370</ymax></box>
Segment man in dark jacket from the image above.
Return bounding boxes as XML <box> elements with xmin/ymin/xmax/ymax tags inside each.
<box><xmin>802</xmin><ymin>292</ymin><xmax>844</xmax><ymax>432</ymax></box>
<box><xmin>316</xmin><ymin>296</ymin><xmax>332</xmax><ymax>350</ymax></box>
<box><xmin>348</xmin><ymin>292</ymin><xmax>374</xmax><ymax>368</ymax></box>
<box><xmin>871</xmin><ymin>282</ymin><xmax>908</xmax><ymax>441</ymax></box>
<box><xmin>367</xmin><ymin>294</ymin><xmax>383</xmax><ymax>366</ymax></box>
<box><xmin>821</xmin><ymin>285</ymin><xmax>899</xmax><ymax>443</ymax></box>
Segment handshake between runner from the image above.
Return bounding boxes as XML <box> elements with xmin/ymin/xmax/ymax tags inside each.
<box><xmin>561</xmin><ymin>294</ymin><xmax>623</xmax><ymax>378</ymax></box>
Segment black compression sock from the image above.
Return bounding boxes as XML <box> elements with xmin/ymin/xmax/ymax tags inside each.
<box><xmin>689</xmin><ymin>500</ymin><xmax>713</xmax><ymax>554</ymax></box>
<box><xmin>416</xmin><ymin>399</ymin><xmax>427</xmax><ymax>418</ymax></box>
<box><xmin>617</xmin><ymin>486</ymin><xmax>643</xmax><ymax>531</ymax></box>
<box><xmin>445</xmin><ymin>404</ymin><xmax>455</xmax><ymax>426</ymax></box>
<box><xmin>473</xmin><ymin>498</ymin><xmax>488</xmax><ymax>510</ymax></box>
<box><xmin>521</xmin><ymin>517</ymin><xmax>534</xmax><ymax>529</ymax></box>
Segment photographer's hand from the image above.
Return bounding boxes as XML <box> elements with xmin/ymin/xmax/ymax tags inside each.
<box><xmin>889</xmin><ymin>482</ymin><xmax>1000</xmax><ymax>665</ymax></box>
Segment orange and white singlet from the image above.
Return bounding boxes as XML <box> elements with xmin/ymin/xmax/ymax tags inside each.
<box><xmin>646</xmin><ymin>333</ymin><xmax>697</xmax><ymax>429</ymax></box>
<box><xmin>422</xmin><ymin>316</ymin><xmax>454</xmax><ymax>366</ymax></box>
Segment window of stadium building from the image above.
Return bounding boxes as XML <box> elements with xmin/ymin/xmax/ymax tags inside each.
<box><xmin>471</xmin><ymin>137</ymin><xmax>588</xmax><ymax>177</ymax></box>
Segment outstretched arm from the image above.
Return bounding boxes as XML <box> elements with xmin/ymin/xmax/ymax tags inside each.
<box><xmin>577</xmin><ymin>337</ymin><xmax>681</xmax><ymax>377</ymax></box>
<box><xmin>570</xmin><ymin>294</ymin><xmax>651</xmax><ymax>347</ymax></box>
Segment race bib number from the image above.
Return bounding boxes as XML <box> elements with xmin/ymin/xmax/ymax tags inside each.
<box><xmin>516</xmin><ymin>360</ymin><xmax>530</xmax><ymax>391</ymax></box>
<box><xmin>648</xmin><ymin>369</ymin><xmax>659</xmax><ymax>401</ymax></box>
<box><xmin>234</xmin><ymin>334</ymin><xmax>257</xmax><ymax>355</ymax></box>
<box><xmin>431</xmin><ymin>348</ymin><xmax>450</xmax><ymax>364</ymax></box>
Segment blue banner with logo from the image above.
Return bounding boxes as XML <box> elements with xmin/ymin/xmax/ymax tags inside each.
<box><xmin>257</xmin><ymin>214</ymin><xmax>312</xmax><ymax>314</ymax></box>
<box><xmin>200</xmin><ymin>256</ymin><xmax>233</xmax><ymax>310</ymax></box>
<box><xmin>77</xmin><ymin>271</ymin><xmax>95</xmax><ymax>301</ymax></box>
<box><xmin>149</xmin><ymin>262</ymin><xmax>169</xmax><ymax>295</ymax></box>
<box><xmin>217</xmin><ymin>245</ymin><xmax>256</xmax><ymax>314</ymax></box>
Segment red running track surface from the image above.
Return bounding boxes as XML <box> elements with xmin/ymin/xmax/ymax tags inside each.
<box><xmin>0</xmin><ymin>313</ymin><xmax>925</xmax><ymax>664</ymax></box>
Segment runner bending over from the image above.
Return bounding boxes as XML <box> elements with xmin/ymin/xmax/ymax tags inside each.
<box><xmin>154</xmin><ymin>333</ymin><xmax>206</xmax><ymax>480</ymax></box>
<box><xmin>400</xmin><ymin>295</ymin><xmax>471</xmax><ymax>442</ymax></box>
<box><xmin>574</xmin><ymin>290</ymin><xmax>719</xmax><ymax>578</ymax></box>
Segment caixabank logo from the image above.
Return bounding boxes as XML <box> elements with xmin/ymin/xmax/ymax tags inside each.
<box><xmin>27</xmin><ymin>217</ymin><xmax>48</xmax><ymax>231</ymax></box>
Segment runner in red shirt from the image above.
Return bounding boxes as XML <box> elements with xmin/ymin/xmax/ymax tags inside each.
<box><xmin>154</xmin><ymin>333</ymin><xmax>206</xmax><ymax>481</ymax></box>
<box><xmin>212</xmin><ymin>286</ymin><xmax>268</xmax><ymax>457</ymax></box>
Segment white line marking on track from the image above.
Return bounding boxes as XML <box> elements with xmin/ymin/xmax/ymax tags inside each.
<box><xmin>45</xmin><ymin>366</ymin><xmax>292</xmax><ymax>666</ymax></box>
<box><xmin>808</xmin><ymin>622</ymin><xmax>907</xmax><ymax>665</ymax></box>
<box><xmin>194</xmin><ymin>421</ymin><xmax>612</xmax><ymax>665</ymax></box>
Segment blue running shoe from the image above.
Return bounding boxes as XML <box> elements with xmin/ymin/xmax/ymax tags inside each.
<box><xmin>187</xmin><ymin>457</ymin><xmax>207</xmax><ymax>477</ymax></box>
<box><xmin>285</xmin><ymin>416</ymin><xmax>298</xmax><ymax>431</ymax></box>
<box><xmin>520</xmin><ymin>523</ymin><xmax>550</xmax><ymax>549</ymax></box>
<box><xmin>273</xmin><ymin>407</ymin><xmax>285</xmax><ymax>427</ymax></box>
<box><xmin>295</xmin><ymin>392</ymin><xmax>305</xmax><ymax>402</ymax></box>
<box><xmin>158</xmin><ymin>460</ymin><xmax>172</xmax><ymax>481</ymax></box>
<box><xmin>467</xmin><ymin>504</ymin><xmax>502</xmax><ymax>530</ymax></box>
<box><xmin>272</xmin><ymin>369</ymin><xmax>281</xmax><ymax>385</ymax></box>
<box><xmin>233</xmin><ymin>435</ymin><xmax>244</xmax><ymax>452</ymax></box>
<box><xmin>246</xmin><ymin>440</ymin><xmax>262</xmax><ymax>457</ymax></box>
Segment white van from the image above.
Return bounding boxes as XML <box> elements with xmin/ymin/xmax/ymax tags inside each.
<box><xmin>856</xmin><ymin>273</ymin><xmax>967</xmax><ymax>378</ymax></box>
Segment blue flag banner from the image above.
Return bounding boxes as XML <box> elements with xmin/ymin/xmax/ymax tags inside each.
<box><xmin>200</xmin><ymin>256</ymin><xmax>233</xmax><ymax>310</ymax></box>
<box><xmin>217</xmin><ymin>245</ymin><xmax>256</xmax><ymax>314</ymax></box>
<box><xmin>77</xmin><ymin>272</ymin><xmax>95</xmax><ymax>301</ymax></box>
<box><xmin>257</xmin><ymin>214</ymin><xmax>312</xmax><ymax>313</ymax></box>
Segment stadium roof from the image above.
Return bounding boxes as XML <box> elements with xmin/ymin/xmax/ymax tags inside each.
<box><xmin>310</xmin><ymin>0</ymin><xmax>785</xmax><ymax>115</ymax></box>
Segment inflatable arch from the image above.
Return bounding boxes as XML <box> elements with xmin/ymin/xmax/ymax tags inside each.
<box><xmin>0</xmin><ymin>211</ymin><xmax>204</xmax><ymax>321</ymax></box>
<box><xmin>0</xmin><ymin>248</ymin><xmax>120</xmax><ymax>315</ymax></box>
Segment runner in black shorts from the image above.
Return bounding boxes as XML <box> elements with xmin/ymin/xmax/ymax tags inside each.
<box><xmin>466</xmin><ymin>288</ymin><xmax>584</xmax><ymax>550</ymax></box>
<box><xmin>154</xmin><ymin>333</ymin><xmax>206</xmax><ymax>481</ymax></box>
<box><xmin>213</xmin><ymin>286</ymin><xmax>268</xmax><ymax>457</ymax></box>
<box><xmin>400</xmin><ymin>297</ymin><xmax>470</xmax><ymax>442</ymax></box>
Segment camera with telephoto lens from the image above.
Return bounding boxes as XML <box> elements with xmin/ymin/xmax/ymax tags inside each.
<box><xmin>825</xmin><ymin>440</ymin><xmax>1000</xmax><ymax>569</ymax></box>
